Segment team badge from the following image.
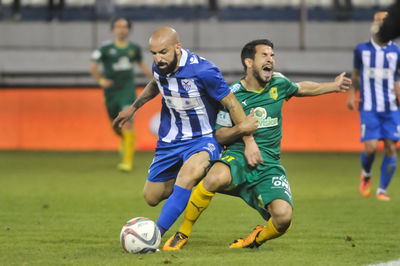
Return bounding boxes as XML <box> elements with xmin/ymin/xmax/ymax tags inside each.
<box><xmin>269</xmin><ymin>87</ymin><xmax>278</xmax><ymax>100</ymax></box>
<box><xmin>181</xmin><ymin>79</ymin><xmax>192</xmax><ymax>91</ymax></box>
<box><xmin>129</xmin><ymin>50</ymin><xmax>135</xmax><ymax>57</ymax></box>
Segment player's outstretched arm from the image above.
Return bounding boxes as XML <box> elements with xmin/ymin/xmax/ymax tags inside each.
<box><xmin>296</xmin><ymin>72</ymin><xmax>352</xmax><ymax>97</ymax></box>
<box><xmin>112</xmin><ymin>79</ymin><xmax>159</xmax><ymax>135</ymax></box>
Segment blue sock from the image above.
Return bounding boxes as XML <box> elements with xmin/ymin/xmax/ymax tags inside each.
<box><xmin>379</xmin><ymin>156</ymin><xmax>397</xmax><ymax>190</ymax></box>
<box><xmin>361</xmin><ymin>151</ymin><xmax>375</xmax><ymax>177</ymax></box>
<box><xmin>156</xmin><ymin>184</ymin><xmax>192</xmax><ymax>236</ymax></box>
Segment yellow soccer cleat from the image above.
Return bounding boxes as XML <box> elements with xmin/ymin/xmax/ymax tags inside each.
<box><xmin>117</xmin><ymin>162</ymin><xmax>132</xmax><ymax>172</ymax></box>
<box><xmin>376</xmin><ymin>193</ymin><xmax>390</xmax><ymax>201</ymax></box>
<box><xmin>359</xmin><ymin>173</ymin><xmax>371</xmax><ymax>197</ymax></box>
<box><xmin>229</xmin><ymin>225</ymin><xmax>265</xmax><ymax>249</ymax></box>
<box><xmin>162</xmin><ymin>232</ymin><xmax>189</xmax><ymax>251</ymax></box>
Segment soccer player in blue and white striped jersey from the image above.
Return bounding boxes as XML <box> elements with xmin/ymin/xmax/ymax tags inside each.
<box><xmin>347</xmin><ymin>10</ymin><xmax>400</xmax><ymax>201</ymax></box>
<box><xmin>113</xmin><ymin>27</ymin><xmax>261</xmax><ymax>237</ymax></box>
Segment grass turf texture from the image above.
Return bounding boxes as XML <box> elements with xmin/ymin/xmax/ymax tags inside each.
<box><xmin>0</xmin><ymin>151</ymin><xmax>399</xmax><ymax>266</ymax></box>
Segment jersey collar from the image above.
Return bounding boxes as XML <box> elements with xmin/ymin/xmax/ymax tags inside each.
<box><xmin>370</xmin><ymin>37</ymin><xmax>392</xmax><ymax>50</ymax></box>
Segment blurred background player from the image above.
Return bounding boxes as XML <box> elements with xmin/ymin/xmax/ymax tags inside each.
<box><xmin>378</xmin><ymin>0</ymin><xmax>400</xmax><ymax>43</ymax></box>
<box><xmin>347</xmin><ymin>10</ymin><xmax>400</xmax><ymax>201</ymax></box>
<box><xmin>163</xmin><ymin>39</ymin><xmax>351</xmax><ymax>250</ymax></box>
<box><xmin>90</xmin><ymin>17</ymin><xmax>152</xmax><ymax>172</ymax></box>
<box><xmin>113</xmin><ymin>27</ymin><xmax>260</xmax><ymax>238</ymax></box>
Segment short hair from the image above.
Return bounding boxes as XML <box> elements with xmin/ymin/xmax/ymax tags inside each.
<box><xmin>110</xmin><ymin>17</ymin><xmax>132</xmax><ymax>30</ymax></box>
<box><xmin>241</xmin><ymin>39</ymin><xmax>274</xmax><ymax>72</ymax></box>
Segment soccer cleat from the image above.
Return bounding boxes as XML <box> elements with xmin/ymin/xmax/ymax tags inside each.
<box><xmin>117</xmin><ymin>162</ymin><xmax>132</xmax><ymax>172</ymax></box>
<box><xmin>229</xmin><ymin>225</ymin><xmax>265</xmax><ymax>249</ymax></box>
<box><xmin>376</xmin><ymin>193</ymin><xmax>390</xmax><ymax>201</ymax></box>
<box><xmin>359</xmin><ymin>174</ymin><xmax>371</xmax><ymax>197</ymax></box>
<box><xmin>162</xmin><ymin>232</ymin><xmax>188</xmax><ymax>251</ymax></box>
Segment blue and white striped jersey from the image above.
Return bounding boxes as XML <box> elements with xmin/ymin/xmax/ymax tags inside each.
<box><xmin>354</xmin><ymin>39</ymin><xmax>400</xmax><ymax>112</ymax></box>
<box><xmin>152</xmin><ymin>49</ymin><xmax>231</xmax><ymax>143</ymax></box>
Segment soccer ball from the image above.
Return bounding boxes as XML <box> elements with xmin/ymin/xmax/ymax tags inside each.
<box><xmin>120</xmin><ymin>217</ymin><xmax>161</xmax><ymax>254</ymax></box>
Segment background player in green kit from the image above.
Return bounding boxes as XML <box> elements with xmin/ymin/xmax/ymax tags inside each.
<box><xmin>163</xmin><ymin>39</ymin><xmax>352</xmax><ymax>250</ymax></box>
<box><xmin>90</xmin><ymin>17</ymin><xmax>153</xmax><ymax>172</ymax></box>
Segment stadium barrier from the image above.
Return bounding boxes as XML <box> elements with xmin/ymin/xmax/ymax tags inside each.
<box><xmin>0</xmin><ymin>87</ymin><xmax>385</xmax><ymax>152</ymax></box>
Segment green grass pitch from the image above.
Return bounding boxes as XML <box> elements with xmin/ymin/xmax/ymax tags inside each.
<box><xmin>0</xmin><ymin>150</ymin><xmax>399</xmax><ymax>266</ymax></box>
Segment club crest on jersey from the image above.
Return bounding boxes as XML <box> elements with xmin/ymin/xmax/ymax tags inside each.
<box><xmin>181</xmin><ymin>79</ymin><xmax>194</xmax><ymax>91</ymax></box>
<box><xmin>129</xmin><ymin>50</ymin><xmax>135</xmax><ymax>57</ymax></box>
<box><xmin>269</xmin><ymin>87</ymin><xmax>278</xmax><ymax>100</ymax></box>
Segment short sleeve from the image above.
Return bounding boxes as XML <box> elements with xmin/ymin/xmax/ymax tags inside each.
<box><xmin>353</xmin><ymin>46</ymin><xmax>362</xmax><ymax>70</ymax></box>
<box><xmin>285</xmin><ymin>79</ymin><xmax>299</xmax><ymax>99</ymax></box>
<box><xmin>132</xmin><ymin>45</ymin><xmax>143</xmax><ymax>63</ymax></box>
<box><xmin>91</xmin><ymin>49</ymin><xmax>102</xmax><ymax>62</ymax></box>
<box><xmin>198</xmin><ymin>65</ymin><xmax>231</xmax><ymax>101</ymax></box>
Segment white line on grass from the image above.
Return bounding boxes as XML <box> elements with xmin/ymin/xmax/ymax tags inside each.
<box><xmin>367</xmin><ymin>258</ymin><xmax>400</xmax><ymax>266</ymax></box>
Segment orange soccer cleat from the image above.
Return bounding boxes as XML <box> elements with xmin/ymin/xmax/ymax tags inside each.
<box><xmin>162</xmin><ymin>232</ymin><xmax>189</xmax><ymax>251</ymax></box>
<box><xmin>229</xmin><ymin>225</ymin><xmax>265</xmax><ymax>249</ymax></box>
<box><xmin>359</xmin><ymin>174</ymin><xmax>371</xmax><ymax>197</ymax></box>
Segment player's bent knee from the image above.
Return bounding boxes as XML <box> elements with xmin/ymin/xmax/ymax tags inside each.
<box><xmin>268</xmin><ymin>200</ymin><xmax>293</xmax><ymax>232</ymax></box>
<box><xmin>203</xmin><ymin>163</ymin><xmax>232</xmax><ymax>192</ymax></box>
<box><xmin>143</xmin><ymin>190</ymin><xmax>162</xmax><ymax>207</ymax></box>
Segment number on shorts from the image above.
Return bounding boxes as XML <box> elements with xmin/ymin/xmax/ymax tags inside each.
<box><xmin>221</xmin><ymin>155</ymin><xmax>235</xmax><ymax>162</ymax></box>
<box><xmin>361</xmin><ymin>124</ymin><xmax>366</xmax><ymax>138</ymax></box>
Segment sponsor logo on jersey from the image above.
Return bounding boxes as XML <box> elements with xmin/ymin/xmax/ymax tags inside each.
<box><xmin>269</xmin><ymin>87</ymin><xmax>278</xmax><ymax>100</ymax></box>
<box><xmin>112</xmin><ymin>56</ymin><xmax>132</xmax><ymax>71</ymax></box>
<box><xmin>271</xmin><ymin>175</ymin><xmax>292</xmax><ymax>200</ymax></box>
<box><xmin>189</xmin><ymin>56</ymin><xmax>199</xmax><ymax>64</ymax></box>
<box><xmin>230</xmin><ymin>83</ymin><xmax>241</xmax><ymax>93</ymax></box>
<box><xmin>164</xmin><ymin>95</ymin><xmax>200</xmax><ymax>110</ymax></box>
<box><xmin>253</xmin><ymin>107</ymin><xmax>278</xmax><ymax>128</ymax></box>
<box><xmin>216</xmin><ymin>110</ymin><xmax>233</xmax><ymax>127</ymax></box>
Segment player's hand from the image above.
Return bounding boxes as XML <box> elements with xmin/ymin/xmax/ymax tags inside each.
<box><xmin>112</xmin><ymin>105</ymin><xmax>135</xmax><ymax>135</ymax></box>
<box><xmin>99</xmin><ymin>78</ymin><xmax>113</xmax><ymax>89</ymax></box>
<box><xmin>334</xmin><ymin>72</ymin><xmax>352</xmax><ymax>92</ymax></box>
<box><xmin>243</xmin><ymin>135</ymin><xmax>263</xmax><ymax>167</ymax></box>
<box><xmin>238</xmin><ymin>110</ymin><xmax>259</xmax><ymax>135</ymax></box>
<box><xmin>346</xmin><ymin>90</ymin><xmax>361</xmax><ymax>110</ymax></box>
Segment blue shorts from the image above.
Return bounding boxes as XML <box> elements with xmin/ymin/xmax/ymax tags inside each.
<box><xmin>360</xmin><ymin>110</ymin><xmax>400</xmax><ymax>142</ymax></box>
<box><xmin>147</xmin><ymin>137</ymin><xmax>223</xmax><ymax>182</ymax></box>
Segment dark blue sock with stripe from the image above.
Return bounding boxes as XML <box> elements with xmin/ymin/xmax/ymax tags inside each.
<box><xmin>379</xmin><ymin>155</ymin><xmax>397</xmax><ymax>190</ymax></box>
<box><xmin>361</xmin><ymin>151</ymin><xmax>375</xmax><ymax>177</ymax></box>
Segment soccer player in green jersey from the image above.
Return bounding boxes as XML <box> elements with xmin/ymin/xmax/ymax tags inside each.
<box><xmin>90</xmin><ymin>17</ymin><xmax>153</xmax><ymax>172</ymax></box>
<box><xmin>163</xmin><ymin>39</ymin><xmax>351</xmax><ymax>250</ymax></box>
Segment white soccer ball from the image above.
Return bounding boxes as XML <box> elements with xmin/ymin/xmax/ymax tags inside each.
<box><xmin>120</xmin><ymin>217</ymin><xmax>161</xmax><ymax>254</ymax></box>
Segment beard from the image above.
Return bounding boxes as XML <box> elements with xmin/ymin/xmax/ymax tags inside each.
<box><xmin>156</xmin><ymin>52</ymin><xmax>178</xmax><ymax>76</ymax></box>
<box><xmin>253</xmin><ymin>68</ymin><xmax>269</xmax><ymax>87</ymax></box>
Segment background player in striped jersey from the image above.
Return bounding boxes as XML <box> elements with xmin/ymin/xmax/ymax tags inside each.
<box><xmin>90</xmin><ymin>17</ymin><xmax>153</xmax><ymax>172</ymax></box>
<box><xmin>113</xmin><ymin>27</ymin><xmax>261</xmax><ymax>238</ymax></box>
<box><xmin>163</xmin><ymin>39</ymin><xmax>351</xmax><ymax>250</ymax></box>
<box><xmin>347</xmin><ymin>10</ymin><xmax>400</xmax><ymax>201</ymax></box>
